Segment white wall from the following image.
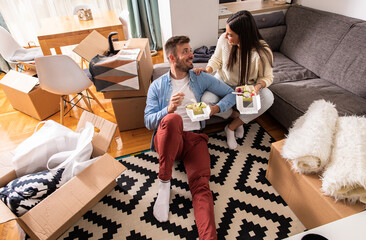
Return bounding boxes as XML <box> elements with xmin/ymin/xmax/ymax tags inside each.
<box><xmin>158</xmin><ymin>0</ymin><xmax>219</xmax><ymax>61</ymax></box>
<box><xmin>297</xmin><ymin>0</ymin><xmax>366</xmax><ymax>20</ymax></box>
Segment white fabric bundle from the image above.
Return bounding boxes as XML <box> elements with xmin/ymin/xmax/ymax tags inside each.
<box><xmin>321</xmin><ymin>116</ymin><xmax>366</xmax><ymax>204</ymax></box>
<box><xmin>12</xmin><ymin>120</ymin><xmax>96</xmax><ymax>185</ymax></box>
<box><xmin>282</xmin><ymin>99</ymin><xmax>338</xmax><ymax>174</ymax></box>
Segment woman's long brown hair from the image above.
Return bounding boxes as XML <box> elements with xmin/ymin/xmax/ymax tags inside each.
<box><xmin>226</xmin><ymin>10</ymin><xmax>273</xmax><ymax>85</ymax></box>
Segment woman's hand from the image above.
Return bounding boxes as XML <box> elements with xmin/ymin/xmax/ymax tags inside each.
<box><xmin>254</xmin><ymin>81</ymin><xmax>265</xmax><ymax>94</ymax></box>
<box><xmin>193</xmin><ymin>68</ymin><xmax>207</xmax><ymax>75</ymax></box>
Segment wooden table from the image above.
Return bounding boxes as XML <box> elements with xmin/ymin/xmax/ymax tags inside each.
<box><xmin>220</xmin><ymin>0</ymin><xmax>294</xmax><ymax>19</ymax></box>
<box><xmin>37</xmin><ymin>10</ymin><xmax>124</xmax><ymax>55</ymax></box>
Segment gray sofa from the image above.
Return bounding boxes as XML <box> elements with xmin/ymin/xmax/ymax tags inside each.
<box><xmin>152</xmin><ymin>5</ymin><xmax>366</xmax><ymax>130</ymax></box>
<box><xmin>262</xmin><ymin>5</ymin><xmax>366</xmax><ymax>129</ymax></box>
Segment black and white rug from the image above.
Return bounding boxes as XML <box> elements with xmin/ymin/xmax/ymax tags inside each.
<box><xmin>59</xmin><ymin>122</ymin><xmax>306</xmax><ymax>240</ymax></box>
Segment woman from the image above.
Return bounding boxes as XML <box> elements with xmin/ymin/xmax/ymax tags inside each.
<box><xmin>194</xmin><ymin>10</ymin><xmax>274</xmax><ymax>149</ymax></box>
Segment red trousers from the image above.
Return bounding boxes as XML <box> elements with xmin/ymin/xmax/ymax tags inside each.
<box><xmin>154</xmin><ymin>113</ymin><xmax>217</xmax><ymax>240</ymax></box>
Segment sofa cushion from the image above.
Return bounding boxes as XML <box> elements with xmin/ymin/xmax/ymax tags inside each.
<box><xmin>272</xmin><ymin>52</ymin><xmax>318</xmax><ymax>84</ymax></box>
<box><xmin>269</xmin><ymin>79</ymin><xmax>366</xmax><ymax>128</ymax></box>
<box><xmin>280</xmin><ymin>6</ymin><xmax>361</xmax><ymax>76</ymax></box>
<box><xmin>259</xmin><ymin>25</ymin><xmax>286</xmax><ymax>51</ymax></box>
<box><xmin>320</xmin><ymin>22</ymin><xmax>366</xmax><ymax>98</ymax></box>
<box><xmin>254</xmin><ymin>11</ymin><xmax>285</xmax><ymax>29</ymax></box>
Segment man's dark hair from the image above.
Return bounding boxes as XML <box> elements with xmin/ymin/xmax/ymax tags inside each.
<box><xmin>164</xmin><ymin>36</ymin><xmax>190</xmax><ymax>60</ymax></box>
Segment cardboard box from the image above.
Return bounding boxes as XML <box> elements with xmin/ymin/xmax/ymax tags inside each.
<box><xmin>266</xmin><ymin>140</ymin><xmax>364</xmax><ymax>230</ymax></box>
<box><xmin>0</xmin><ymin>70</ymin><xmax>60</xmax><ymax>120</ymax></box>
<box><xmin>0</xmin><ymin>111</ymin><xmax>126</xmax><ymax>240</ymax></box>
<box><xmin>112</xmin><ymin>96</ymin><xmax>146</xmax><ymax>131</ymax></box>
<box><xmin>73</xmin><ymin>31</ymin><xmax>153</xmax><ymax>98</ymax></box>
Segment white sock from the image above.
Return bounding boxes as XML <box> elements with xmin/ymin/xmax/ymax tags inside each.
<box><xmin>153</xmin><ymin>179</ymin><xmax>171</xmax><ymax>222</ymax></box>
<box><xmin>235</xmin><ymin>125</ymin><xmax>244</xmax><ymax>139</ymax></box>
<box><xmin>225</xmin><ymin>125</ymin><xmax>237</xmax><ymax>149</ymax></box>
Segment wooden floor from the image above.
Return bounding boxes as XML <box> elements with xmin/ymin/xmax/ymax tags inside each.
<box><xmin>0</xmin><ymin>50</ymin><xmax>287</xmax><ymax>239</ymax></box>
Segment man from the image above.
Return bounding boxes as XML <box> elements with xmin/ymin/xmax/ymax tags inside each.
<box><xmin>144</xmin><ymin>36</ymin><xmax>235</xmax><ymax>240</ymax></box>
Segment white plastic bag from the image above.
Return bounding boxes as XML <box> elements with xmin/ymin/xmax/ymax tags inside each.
<box><xmin>12</xmin><ymin>120</ymin><xmax>97</xmax><ymax>185</ymax></box>
<box><xmin>47</xmin><ymin>121</ymin><xmax>96</xmax><ymax>184</ymax></box>
<box><xmin>12</xmin><ymin>120</ymin><xmax>79</xmax><ymax>177</ymax></box>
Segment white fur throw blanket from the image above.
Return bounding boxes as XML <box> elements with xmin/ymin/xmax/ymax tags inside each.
<box><xmin>282</xmin><ymin>100</ymin><xmax>338</xmax><ymax>174</ymax></box>
<box><xmin>321</xmin><ymin>116</ymin><xmax>366</xmax><ymax>204</ymax></box>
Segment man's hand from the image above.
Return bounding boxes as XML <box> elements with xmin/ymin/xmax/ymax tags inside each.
<box><xmin>167</xmin><ymin>92</ymin><xmax>185</xmax><ymax>113</ymax></box>
<box><xmin>209</xmin><ymin>105</ymin><xmax>220</xmax><ymax>116</ymax></box>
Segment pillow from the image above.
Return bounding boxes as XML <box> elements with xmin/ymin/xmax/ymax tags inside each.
<box><xmin>253</xmin><ymin>11</ymin><xmax>285</xmax><ymax>29</ymax></box>
<box><xmin>0</xmin><ymin>168</ymin><xmax>64</xmax><ymax>216</ymax></box>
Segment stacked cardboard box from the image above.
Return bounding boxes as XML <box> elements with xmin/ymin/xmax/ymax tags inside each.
<box><xmin>104</xmin><ymin>38</ymin><xmax>152</xmax><ymax>131</ymax></box>
<box><xmin>266</xmin><ymin>140</ymin><xmax>364</xmax><ymax>229</ymax></box>
<box><xmin>74</xmin><ymin>31</ymin><xmax>153</xmax><ymax>132</ymax></box>
<box><xmin>0</xmin><ymin>111</ymin><xmax>126</xmax><ymax>239</ymax></box>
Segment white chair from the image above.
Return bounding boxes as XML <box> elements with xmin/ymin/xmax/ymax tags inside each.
<box><xmin>0</xmin><ymin>26</ymin><xmax>43</xmax><ymax>71</ymax></box>
<box><xmin>35</xmin><ymin>55</ymin><xmax>106</xmax><ymax>124</ymax></box>
<box><xmin>119</xmin><ymin>10</ymin><xmax>130</xmax><ymax>40</ymax></box>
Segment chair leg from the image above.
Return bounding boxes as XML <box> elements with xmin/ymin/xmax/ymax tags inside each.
<box><xmin>80</xmin><ymin>58</ymin><xmax>89</xmax><ymax>69</ymax></box>
<box><xmin>60</xmin><ymin>96</ymin><xmax>65</xmax><ymax>125</ymax></box>
<box><xmin>81</xmin><ymin>93</ymin><xmax>93</xmax><ymax>113</ymax></box>
<box><xmin>87</xmin><ymin>88</ymin><xmax>107</xmax><ymax>112</ymax></box>
<box><xmin>66</xmin><ymin>95</ymin><xmax>73</xmax><ymax>117</ymax></box>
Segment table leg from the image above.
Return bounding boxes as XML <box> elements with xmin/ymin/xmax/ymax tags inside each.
<box><xmin>116</xmin><ymin>27</ymin><xmax>125</xmax><ymax>41</ymax></box>
<box><xmin>38</xmin><ymin>40</ymin><xmax>52</xmax><ymax>56</ymax></box>
<box><xmin>55</xmin><ymin>47</ymin><xmax>62</xmax><ymax>55</ymax></box>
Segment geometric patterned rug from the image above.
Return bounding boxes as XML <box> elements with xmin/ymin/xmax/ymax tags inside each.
<box><xmin>58</xmin><ymin>122</ymin><xmax>306</xmax><ymax>239</ymax></box>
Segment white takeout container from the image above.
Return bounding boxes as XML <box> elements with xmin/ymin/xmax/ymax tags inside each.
<box><xmin>186</xmin><ymin>104</ymin><xmax>211</xmax><ymax>122</ymax></box>
<box><xmin>236</xmin><ymin>93</ymin><xmax>261</xmax><ymax>114</ymax></box>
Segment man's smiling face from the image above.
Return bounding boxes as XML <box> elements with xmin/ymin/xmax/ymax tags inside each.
<box><xmin>173</xmin><ymin>43</ymin><xmax>194</xmax><ymax>72</ymax></box>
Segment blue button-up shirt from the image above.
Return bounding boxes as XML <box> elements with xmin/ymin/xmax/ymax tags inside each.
<box><xmin>144</xmin><ymin>69</ymin><xmax>236</xmax><ymax>150</ymax></box>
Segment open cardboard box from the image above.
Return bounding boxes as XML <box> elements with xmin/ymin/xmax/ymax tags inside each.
<box><xmin>73</xmin><ymin>31</ymin><xmax>153</xmax><ymax>98</ymax></box>
<box><xmin>0</xmin><ymin>111</ymin><xmax>126</xmax><ymax>240</ymax></box>
<box><xmin>0</xmin><ymin>70</ymin><xmax>60</xmax><ymax>120</ymax></box>
<box><xmin>266</xmin><ymin>140</ymin><xmax>364</xmax><ymax>230</ymax></box>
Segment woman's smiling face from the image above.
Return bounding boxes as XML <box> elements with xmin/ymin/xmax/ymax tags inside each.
<box><xmin>225</xmin><ymin>24</ymin><xmax>240</xmax><ymax>46</ymax></box>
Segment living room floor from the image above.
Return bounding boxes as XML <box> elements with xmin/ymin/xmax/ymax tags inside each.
<box><xmin>0</xmin><ymin>49</ymin><xmax>287</xmax><ymax>238</ymax></box>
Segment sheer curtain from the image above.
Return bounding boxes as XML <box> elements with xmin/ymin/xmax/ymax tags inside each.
<box><xmin>0</xmin><ymin>0</ymin><xmax>127</xmax><ymax>46</ymax></box>
<box><xmin>127</xmin><ymin>0</ymin><xmax>162</xmax><ymax>50</ymax></box>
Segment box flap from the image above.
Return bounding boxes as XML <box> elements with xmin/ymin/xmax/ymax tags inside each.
<box><xmin>75</xmin><ymin>111</ymin><xmax>117</xmax><ymax>157</ymax></box>
<box><xmin>0</xmin><ymin>201</ymin><xmax>17</xmax><ymax>224</ymax></box>
<box><xmin>0</xmin><ymin>70</ymin><xmax>38</xmax><ymax>94</ymax></box>
<box><xmin>19</xmin><ymin>154</ymin><xmax>126</xmax><ymax>240</ymax></box>
<box><xmin>73</xmin><ymin>30</ymin><xmax>109</xmax><ymax>62</ymax></box>
<box><xmin>0</xmin><ymin>152</ymin><xmax>18</xmax><ymax>224</ymax></box>
<box><xmin>0</xmin><ymin>152</ymin><xmax>17</xmax><ymax>187</ymax></box>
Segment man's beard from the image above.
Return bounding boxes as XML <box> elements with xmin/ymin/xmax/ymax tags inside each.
<box><xmin>176</xmin><ymin>57</ymin><xmax>193</xmax><ymax>72</ymax></box>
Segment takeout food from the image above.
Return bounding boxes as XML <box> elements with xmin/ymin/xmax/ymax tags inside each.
<box><xmin>186</xmin><ymin>102</ymin><xmax>207</xmax><ymax>115</ymax></box>
<box><xmin>235</xmin><ymin>85</ymin><xmax>255</xmax><ymax>101</ymax></box>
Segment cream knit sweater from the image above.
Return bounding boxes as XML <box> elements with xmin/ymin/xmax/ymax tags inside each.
<box><xmin>207</xmin><ymin>33</ymin><xmax>274</xmax><ymax>87</ymax></box>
